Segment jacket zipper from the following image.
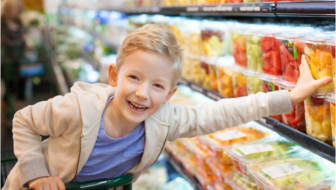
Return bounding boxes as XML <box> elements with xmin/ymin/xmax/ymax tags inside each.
<box><xmin>70</xmin><ymin>134</ymin><xmax>83</xmax><ymax>181</ymax></box>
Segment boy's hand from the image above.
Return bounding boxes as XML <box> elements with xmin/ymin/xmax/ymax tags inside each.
<box><xmin>289</xmin><ymin>55</ymin><xmax>332</xmax><ymax>105</ymax></box>
<box><xmin>28</xmin><ymin>177</ymin><xmax>65</xmax><ymax>190</ymax></box>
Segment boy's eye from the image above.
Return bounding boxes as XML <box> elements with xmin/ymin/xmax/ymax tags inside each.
<box><xmin>129</xmin><ymin>75</ymin><xmax>138</xmax><ymax>80</ymax></box>
<box><xmin>154</xmin><ymin>84</ymin><xmax>164</xmax><ymax>89</ymax></box>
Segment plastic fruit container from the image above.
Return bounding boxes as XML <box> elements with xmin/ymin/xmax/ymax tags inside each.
<box><xmin>245</xmin><ymin>74</ymin><xmax>263</xmax><ymax>95</ymax></box>
<box><xmin>305</xmin><ymin>95</ymin><xmax>332</xmax><ymax>144</ymax></box>
<box><xmin>282</xmin><ymin>101</ymin><xmax>306</xmax><ymax>132</ymax></box>
<box><xmin>331</xmin><ymin>37</ymin><xmax>336</xmax><ymax>84</ymax></box>
<box><xmin>245</xmin><ymin>29</ymin><xmax>263</xmax><ymax>73</ymax></box>
<box><xmin>188</xmin><ymin>20</ymin><xmax>205</xmax><ymax>56</ymax></box>
<box><xmin>303</xmin><ymin>34</ymin><xmax>334</xmax><ymax>94</ymax></box>
<box><xmin>232</xmin><ymin>69</ymin><xmax>248</xmax><ymax>98</ymax></box>
<box><xmin>326</xmin><ymin>94</ymin><xmax>336</xmax><ymax>147</ymax></box>
<box><xmin>225</xmin><ymin>172</ymin><xmax>259</xmax><ymax>190</ymax></box>
<box><xmin>195</xmin><ymin>165</ymin><xmax>214</xmax><ymax>190</ymax></box>
<box><xmin>231</xmin><ymin>28</ymin><xmax>247</xmax><ymax>68</ymax></box>
<box><xmin>260</xmin><ymin>30</ymin><xmax>282</xmax><ymax>79</ymax></box>
<box><xmin>201</xmin><ymin>21</ymin><xmax>226</xmax><ymax>57</ymax></box>
<box><xmin>248</xmin><ymin>157</ymin><xmax>335</xmax><ymax>190</ymax></box>
<box><xmin>206</xmin><ymin>157</ymin><xmax>234</xmax><ymax>184</ymax></box>
<box><xmin>198</xmin><ymin>126</ymin><xmax>269</xmax><ymax>167</ymax></box>
<box><xmin>190</xmin><ymin>57</ymin><xmax>203</xmax><ymax>84</ymax></box>
<box><xmin>208</xmin><ymin>59</ymin><xmax>218</xmax><ymax>92</ymax></box>
<box><xmin>225</xmin><ymin>137</ymin><xmax>300</xmax><ymax>178</ymax></box>
<box><xmin>217</xmin><ymin>57</ymin><xmax>235</xmax><ymax>98</ymax></box>
<box><xmin>277</xmin><ymin>31</ymin><xmax>306</xmax><ymax>88</ymax></box>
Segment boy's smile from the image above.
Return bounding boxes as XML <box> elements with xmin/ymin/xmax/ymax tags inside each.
<box><xmin>105</xmin><ymin>50</ymin><xmax>178</xmax><ymax>137</ymax></box>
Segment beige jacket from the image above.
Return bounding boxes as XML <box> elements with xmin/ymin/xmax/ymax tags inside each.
<box><xmin>3</xmin><ymin>82</ymin><xmax>292</xmax><ymax>190</ymax></box>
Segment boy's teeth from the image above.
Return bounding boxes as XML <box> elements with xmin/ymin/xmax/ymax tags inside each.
<box><xmin>129</xmin><ymin>101</ymin><xmax>146</xmax><ymax>110</ymax></box>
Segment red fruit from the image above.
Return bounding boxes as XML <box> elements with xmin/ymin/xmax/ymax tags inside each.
<box><xmin>261</xmin><ymin>37</ymin><xmax>272</xmax><ymax>52</ymax></box>
<box><xmin>310</xmin><ymin>96</ymin><xmax>325</xmax><ymax>106</ymax></box>
<box><xmin>268</xmin><ymin>68</ymin><xmax>282</xmax><ymax>75</ymax></box>
<box><xmin>271</xmin><ymin>115</ymin><xmax>281</xmax><ymax>121</ymax></box>
<box><xmin>270</xmin><ymin>51</ymin><xmax>282</xmax><ymax>70</ymax></box>
<box><xmin>263</xmin><ymin>60</ymin><xmax>272</xmax><ymax>71</ymax></box>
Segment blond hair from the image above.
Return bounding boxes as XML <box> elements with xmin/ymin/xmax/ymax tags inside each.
<box><xmin>116</xmin><ymin>23</ymin><xmax>184</xmax><ymax>88</ymax></box>
<box><xmin>1</xmin><ymin>0</ymin><xmax>22</xmax><ymax>22</ymax></box>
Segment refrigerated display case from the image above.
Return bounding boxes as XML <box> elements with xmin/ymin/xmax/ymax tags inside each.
<box><xmin>58</xmin><ymin>2</ymin><xmax>336</xmax><ymax>190</ymax></box>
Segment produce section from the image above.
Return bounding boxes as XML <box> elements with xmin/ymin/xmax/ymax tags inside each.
<box><xmin>57</xmin><ymin>1</ymin><xmax>335</xmax><ymax>190</ymax></box>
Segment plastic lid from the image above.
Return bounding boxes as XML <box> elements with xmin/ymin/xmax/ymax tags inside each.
<box><xmin>224</xmin><ymin>137</ymin><xmax>301</xmax><ymax>167</ymax></box>
<box><xmin>248</xmin><ymin>157</ymin><xmax>335</xmax><ymax>189</ymax></box>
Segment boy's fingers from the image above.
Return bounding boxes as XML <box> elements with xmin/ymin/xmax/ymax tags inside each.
<box><xmin>56</xmin><ymin>178</ymin><xmax>66</xmax><ymax>190</ymax></box>
<box><xmin>50</xmin><ymin>180</ymin><xmax>58</xmax><ymax>190</ymax></box>
<box><xmin>315</xmin><ymin>76</ymin><xmax>332</xmax><ymax>88</ymax></box>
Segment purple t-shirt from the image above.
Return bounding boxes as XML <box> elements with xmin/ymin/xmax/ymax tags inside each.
<box><xmin>72</xmin><ymin>96</ymin><xmax>145</xmax><ymax>182</ymax></box>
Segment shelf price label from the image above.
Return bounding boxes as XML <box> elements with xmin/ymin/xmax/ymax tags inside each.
<box><xmin>186</xmin><ymin>7</ymin><xmax>199</xmax><ymax>12</ymax></box>
<box><xmin>206</xmin><ymin>92</ymin><xmax>222</xmax><ymax>101</ymax></box>
<box><xmin>191</xmin><ymin>84</ymin><xmax>204</xmax><ymax>93</ymax></box>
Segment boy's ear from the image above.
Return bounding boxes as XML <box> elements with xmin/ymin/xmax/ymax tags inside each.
<box><xmin>108</xmin><ymin>64</ymin><xmax>118</xmax><ymax>87</ymax></box>
<box><xmin>163</xmin><ymin>86</ymin><xmax>178</xmax><ymax>104</ymax></box>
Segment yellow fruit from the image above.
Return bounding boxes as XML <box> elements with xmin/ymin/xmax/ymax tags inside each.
<box><xmin>331</xmin><ymin>103</ymin><xmax>335</xmax><ymax>121</ymax></box>
<box><xmin>237</xmin><ymin>76</ymin><xmax>246</xmax><ymax>86</ymax></box>
<box><xmin>311</xmin><ymin>118</ymin><xmax>322</xmax><ymax>136</ymax></box>
<box><xmin>317</xmin><ymin>68</ymin><xmax>332</xmax><ymax>78</ymax></box>
<box><xmin>319</xmin><ymin>51</ymin><xmax>332</xmax><ymax>64</ymax></box>
<box><xmin>322</xmin><ymin>119</ymin><xmax>332</xmax><ymax>140</ymax></box>
<box><xmin>310</xmin><ymin>64</ymin><xmax>318</xmax><ymax>79</ymax></box>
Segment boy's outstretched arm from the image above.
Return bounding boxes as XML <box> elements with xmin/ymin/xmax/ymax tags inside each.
<box><xmin>12</xmin><ymin>93</ymin><xmax>81</xmax><ymax>189</ymax></box>
<box><xmin>166</xmin><ymin>55</ymin><xmax>332</xmax><ymax>141</ymax></box>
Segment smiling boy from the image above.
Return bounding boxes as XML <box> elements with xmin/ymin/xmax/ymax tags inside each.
<box><xmin>3</xmin><ymin>24</ymin><xmax>331</xmax><ymax>190</ymax></box>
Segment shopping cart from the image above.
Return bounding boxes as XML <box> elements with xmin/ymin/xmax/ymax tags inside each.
<box><xmin>1</xmin><ymin>150</ymin><xmax>134</xmax><ymax>190</ymax></box>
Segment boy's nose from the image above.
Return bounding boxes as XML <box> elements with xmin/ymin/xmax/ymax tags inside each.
<box><xmin>135</xmin><ymin>85</ymin><xmax>149</xmax><ymax>100</ymax></box>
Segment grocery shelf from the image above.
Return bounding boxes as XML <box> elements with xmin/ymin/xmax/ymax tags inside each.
<box><xmin>62</xmin><ymin>1</ymin><xmax>335</xmax><ymax>18</ymax></box>
<box><xmin>178</xmin><ymin>77</ymin><xmax>336</xmax><ymax>163</ymax></box>
<box><xmin>163</xmin><ymin>150</ymin><xmax>204</xmax><ymax>190</ymax></box>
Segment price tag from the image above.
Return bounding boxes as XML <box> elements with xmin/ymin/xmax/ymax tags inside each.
<box><xmin>186</xmin><ymin>7</ymin><xmax>199</xmax><ymax>12</ymax></box>
<box><xmin>262</xmin><ymin>162</ymin><xmax>304</xmax><ymax>179</ymax></box>
<box><xmin>213</xmin><ymin>130</ymin><xmax>247</xmax><ymax>141</ymax></box>
<box><xmin>191</xmin><ymin>84</ymin><xmax>204</xmax><ymax>93</ymax></box>
<box><xmin>238</xmin><ymin>143</ymin><xmax>274</xmax><ymax>155</ymax></box>
<box><xmin>206</xmin><ymin>92</ymin><xmax>221</xmax><ymax>101</ymax></box>
<box><xmin>240</xmin><ymin>6</ymin><xmax>247</xmax><ymax>11</ymax></box>
<box><xmin>254</xmin><ymin>6</ymin><xmax>260</xmax><ymax>11</ymax></box>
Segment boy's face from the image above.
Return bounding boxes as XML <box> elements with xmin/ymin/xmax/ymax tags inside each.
<box><xmin>109</xmin><ymin>50</ymin><xmax>177</xmax><ymax>124</ymax></box>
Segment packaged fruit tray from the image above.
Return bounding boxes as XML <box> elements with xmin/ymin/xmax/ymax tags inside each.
<box><xmin>232</xmin><ymin>67</ymin><xmax>248</xmax><ymax>98</ymax></box>
<box><xmin>225</xmin><ymin>172</ymin><xmax>259</xmax><ymax>190</ymax></box>
<box><xmin>303</xmin><ymin>34</ymin><xmax>334</xmax><ymax>94</ymax></box>
<box><xmin>231</xmin><ymin>28</ymin><xmax>248</xmax><ymax>68</ymax></box>
<box><xmin>248</xmin><ymin>157</ymin><xmax>335</xmax><ymax>190</ymax></box>
<box><xmin>198</xmin><ymin>126</ymin><xmax>270</xmax><ymax>167</ymax></box>
<box><xmin>200</xmin><ymin>21</ymin><xmax>226</xmax><ymax>57</ymax></box>
<box><xmin>225</xmin><ymin>137</ymin><xmax>301</xmax><ymax>178</ymax></box>
<box><xmin>206</xmin><ymin>157</ymin><xmax>234</xmax><ymax>184</ymax></box>
<box><xmin>195</xmin><ymin>165</ymin><xmax>214</xmax><ymax>190</ymax></box>
<box><xmin>305</xmin><ymin>95</ymin><xmax>332</xmax><ymax>144</ymax></box>
<box><xmin>244</xmin><ymin>72</ymin><xmax>263</xmax><ymax>95</ymax></box>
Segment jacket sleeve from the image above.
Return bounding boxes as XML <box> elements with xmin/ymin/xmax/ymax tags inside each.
<box><xmin>166</xmin><ymin>90</ymin><xmax>292</xmax><ymax>141</ymax></box>
<box><xmin>12</xmin><ymin>93</ymin><xmax>80</xmax><ymax>187</ymax></box>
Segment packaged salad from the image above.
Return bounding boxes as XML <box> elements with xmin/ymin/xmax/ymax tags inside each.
<box><xmin>326</xmin><ymin>94</ymin><xmax>336</xmax><ymax>147</ymax></box>
<box><xmin>248</xmin><ymin>157</ymin><xmax>335</xmax><ymax>190</ymax></box>
<box><xmin>225</xmin><ymin>137</ymin><xmax>300</xmax><ymax>178</ymax></box>
<box><xmin>225</xmin><ymin>172</ymin><xmax>259</xmax><ymax>190</ymax></box>
<box><xmin>198</xmin><ymin>126</ymin><xmax>270</xmax><ymax>167</ymax></box>
<box><xmin>305</xmin><ymin>95</ymin><xmax>332</xmax><ymax>144</ymax></box>
<box><xmin>217</xmin><ymin>56</ymin><xmax>235</xmax><ymax>98</ymax></box>
<box><xmin>303</xmin><ymin>33</ymin><xmax>334</xmax><ymax>94</ymax></box>
<box><xmin>201</xmin><ymin>21</ymin><xmax>226</xmax><ymax>57</ymax></box>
